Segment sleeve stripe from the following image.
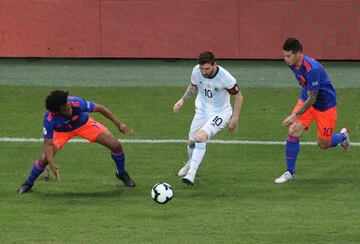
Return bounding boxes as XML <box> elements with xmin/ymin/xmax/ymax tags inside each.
<box><xmin>303</xmin><ymin>60</ymin><xmax>312</xmax><ymax>72</ymax></box>
<box><xmin>70</xmin><ymin>101</ymin><xmax>81</xmax><ymax>107</ymax></box>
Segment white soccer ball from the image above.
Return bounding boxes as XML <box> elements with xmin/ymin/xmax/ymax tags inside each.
<box><xmin>151</xmin><ymin>182</ymin><xmax>173</xmax><ymax>204</ymax></box>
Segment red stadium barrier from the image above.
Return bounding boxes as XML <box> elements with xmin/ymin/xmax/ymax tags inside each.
<box><xmin>0</xmin><ymin>0</ymin><xmax>101</xmax><ymax>57</ymax></box>
<box><xmin>238</xmin><ymin>0</ymin><xmax>359</xmax><ymax>60</ymax></box>
<box><xmin>0</xmin><ymin>0</ymin><xmax>358</xmax><ymax>59</ymax></box>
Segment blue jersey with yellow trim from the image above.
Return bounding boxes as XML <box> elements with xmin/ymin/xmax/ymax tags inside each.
<box><xmin>289</xmin><ymin>55</ymin><xmax>336</xmax><ymax>111</ymax></box>
<box><xmin>43</xmin><ymin>96</ymin><xmax>95</xmax><ymax>140</ymax></box>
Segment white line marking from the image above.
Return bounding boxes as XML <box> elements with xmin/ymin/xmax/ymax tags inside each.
<box><xmin>0</xmin><ymin>137</ymin><xmax>359</xmax><ymax>146</ymax></box>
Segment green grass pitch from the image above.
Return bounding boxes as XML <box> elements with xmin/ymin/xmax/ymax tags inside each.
<box><xmin>0</xmin><ymin>77</ymin><xmax>360</xmax><ymax>242</ymax></box>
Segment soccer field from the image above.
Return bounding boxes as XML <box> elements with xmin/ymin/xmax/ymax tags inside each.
<box><xmin>0</xmin><ymin>59</ymin><xmax>360</xmax><ymax>243</ymax></box>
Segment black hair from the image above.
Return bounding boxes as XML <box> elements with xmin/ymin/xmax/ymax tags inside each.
<box><xmin>45</xmin><ymin>90</ymin><xmax>69</xmax><ymax>112</ymax></box>
<box><xmin>283</xmin><ymin>38</ymin><xmax>303</xmax><ymax>53</ymax></box>
<box><xmin>198</xmin><ymin>51</ymin><xmax>215</xmax><ymax>65</ymax></box>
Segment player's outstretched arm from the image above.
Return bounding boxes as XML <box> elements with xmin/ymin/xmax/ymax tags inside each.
<box><xmin>44</xmin><ymin>139</ymin><xmax>60</xmax><ymax>182</ymax></box>
<box><xmin>282</xmin><ymin>90</ymin><xmax>318</xmax><ymax>126</ymax></box>
<box><xmin>229</xmin><ymin>91</ymin><xmax>244</xmax><ymax>134</ymax></box>
<box><xmin>94</xmin><ymin>103</ymin><xmax>134</xmax><ymax>134</ymax></box>
<box><xmin>173</xmin><ymin>84</ymin><xmax>198</xmax><ymax>113</ymax></box>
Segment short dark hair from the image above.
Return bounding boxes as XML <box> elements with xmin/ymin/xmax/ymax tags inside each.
<box><xmin>283</xmin><ymin>38</ymin><xmax>303</xmax><ymax>53</ymax></box>
<box><xmin>198</xmin><ymin>51</ymin><xmax>215</xmax><ymax>65</ymax></box>
<box><xmin>45</xmin><ymin>90</ymin><xmax>69</xmax><ymax>112</ymax></box>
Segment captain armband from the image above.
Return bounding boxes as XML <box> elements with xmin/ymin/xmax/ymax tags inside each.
<box><xmin>227</xmin><ymin>83</ymin><xmax>240</xmax><ymax>95</ymax></box>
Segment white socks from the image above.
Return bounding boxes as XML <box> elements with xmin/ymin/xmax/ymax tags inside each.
<box><xmin>187</xmin><ymin>144</ymin><xmax>195</xmax><ymax>161</ymax></box>
<box><xmin>188</xmin><ymin>142</ymin><xmax>206</xmax><ymax>175</ymax></box>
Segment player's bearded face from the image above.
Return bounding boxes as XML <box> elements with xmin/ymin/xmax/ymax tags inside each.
<box><xmin>283</xmin><ymin>50</ymin><xmax>301</xmax><ymax>66</ymax></box>
<box><xmin>200</xmin><ymin>63</ymin><xmax>216</xmax><ymax>78</ymax></box>
<box><xmin>59</xmin><ymin>102</ymin><xmax>72</xmax><ymax>117</ymax></box>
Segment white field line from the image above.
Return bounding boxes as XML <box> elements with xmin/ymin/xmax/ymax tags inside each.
<box><xmin>0</xmin><ymin>137</ymin><xmax>359</xmax><ymax>146</ymax></box>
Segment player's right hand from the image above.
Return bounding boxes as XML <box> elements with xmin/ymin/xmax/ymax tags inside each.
<box><xmin>282</xmin><ymin>114</ymin><xmax>297</xmax><ymax>127</ymax></box>
<box><xmin>173</xmin><ymin>99</ymin><xmax>184</xmax><ymax>113</ymax></box>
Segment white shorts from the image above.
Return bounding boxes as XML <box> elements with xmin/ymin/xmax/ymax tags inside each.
<box><xmin>188</xmin><ymin>112</ymin><xmax>232</xmax><ymax>141</ymax></box>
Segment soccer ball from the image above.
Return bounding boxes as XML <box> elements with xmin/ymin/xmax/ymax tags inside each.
<box><xmin>151</xmin><ymin>182</ymin><xmax>173</xmax><ymax>204</ymax></box>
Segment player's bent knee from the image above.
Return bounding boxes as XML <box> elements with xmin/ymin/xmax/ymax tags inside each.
<box><xmin>98</xmin><ymin>132</ymin><xmax>123</xmax><ymax>152</ymax></box>
<box><xmin>288</xmin><ymin>126</ymin><xmax>302</xmax><ymax>137</ymax></box>
<box><xmin>195</xmin><ymin>131</ymin><xmax>208</xmax><ymax>142</ymax></box>
<box><xmin>41</xmin><ymin>153</ymin><xmax>46</xmax><ymax>162</ymax></box>
<box><xmin>39</xmin><ymin>154</ymin><xmax>49</xmax><ymax>167</ymax></box>
<box><xmin>288</xmin><ymin>128</ymin><xmax>298</xmax><ymax>137</ymax></box>
<box><xmin>110</xmin><ymin>140</ymin><xmax>123</xmax><ymax>152</ymax></box>
<box><xmin>40</xmin><ymin>160</ymin><xmax>48</xmax><ymax>167</ymax></box>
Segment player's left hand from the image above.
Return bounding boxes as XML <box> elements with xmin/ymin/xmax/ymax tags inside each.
<box><xmin>228</xmin><ymin>118</ymin><xmax>238</xmax><ymax>134</ymax></box>
<box><xmin>282</xmin><ymin>114</ymin><xmax>297</xmax><ymax>127</ymax></box>
<box><xmin>118</xmin><ymin>123</ymin><xmax>134</xmax><ymax>135</ymax></box>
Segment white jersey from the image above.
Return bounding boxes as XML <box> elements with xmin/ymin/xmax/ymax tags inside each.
<box><xmin>191</xmin><ymin>65</ymin><xmax>237</xmax><ymax>115</ymax></box>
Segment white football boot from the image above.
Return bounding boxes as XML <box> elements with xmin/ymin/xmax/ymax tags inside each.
<box><xmin>275</xmin><ymin>171</ymin><xmax>295</xmax><ymax>184</ymax></box>
<box><xmin>340</xmin><ymin>128</ymin><xmax>350</xmax><ymax>151</ymax></box>
<box><xmin>182</xmin><ymin>171</ymin><xmax>195</xmax><ymax>185</ymax></box>
<box><xmin>177</xmin><ymin>160</ymin><xmax>191</xmax><ymax>177</ymax></box>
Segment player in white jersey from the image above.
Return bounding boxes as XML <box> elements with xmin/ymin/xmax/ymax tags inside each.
<box><xmin>173</xmin><ymin>51</ymin><xmax>244</xmax><ymax>185</ymax></box>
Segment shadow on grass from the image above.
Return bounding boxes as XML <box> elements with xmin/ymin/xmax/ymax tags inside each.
<box><xmin>31</xmin><ymin>189</ymin><xmax>125</xmax><ymax>199</ymax></box>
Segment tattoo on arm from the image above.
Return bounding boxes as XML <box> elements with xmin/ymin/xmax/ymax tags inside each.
<box><xmin>182</xmin><ymin>84</ymin><xmax>197</xmax><ymax>102</ymax></box>
<box><xmin>295</xmin><ymin>91</ymin><xmax>318</xmax><ymax>116</ymax></box>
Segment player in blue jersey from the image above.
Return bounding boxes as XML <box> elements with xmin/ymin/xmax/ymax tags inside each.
<box><xmin>275</xmin><ymin>38</ymin><xmax>351</xmax><ymax>183</ymax></box>
<box><xmin>17</xmin><ymin>90</ymin><xmax>135</xmax><ymax>194</ymax></box>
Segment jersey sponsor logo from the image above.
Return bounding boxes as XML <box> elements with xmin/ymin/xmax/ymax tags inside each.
<box><xmin>86</xmin><ymin>101</ymin><xmax>91</xmax><ymax>109</ymax></box>
<box><xmin>43</xmin><ymin>127</ymin><xmax>47</xmax><ymax>135</ymax></box>
<box><xmin>312</xmin><ymin>81</ymin><xmax>319</xmax><ymax>86</ymax></box>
